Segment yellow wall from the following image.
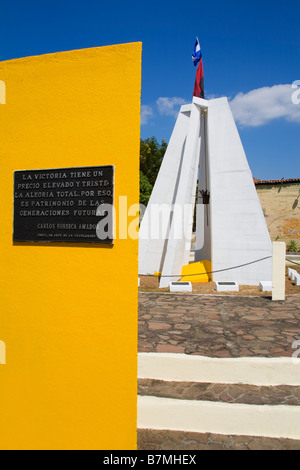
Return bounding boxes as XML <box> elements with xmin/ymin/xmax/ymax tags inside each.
<box><xmin>0</xmin><ymin>43</ymin><xmax>141</xmax><ymax>449</ymax></box>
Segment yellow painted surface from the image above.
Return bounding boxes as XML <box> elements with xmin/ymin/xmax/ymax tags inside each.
<box><xmin>181</xmin><ymin>260</ymin><xmax>212</xmax><ymax>283</ymax></box>
<box><xmin>0</xmin><ymin>43</ymin><xmax>141</xmax><ymax>449</ymax></box>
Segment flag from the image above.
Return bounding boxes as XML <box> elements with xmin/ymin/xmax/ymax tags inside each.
<box><xmin>192</xmin><ymin>38</ymin><xmax>204</xmax><ymax>99</ymax></box>
<box><xmin>192</xmin><ymin>37</ymin><xmax>202</xmax><ymax>67</ymax></box>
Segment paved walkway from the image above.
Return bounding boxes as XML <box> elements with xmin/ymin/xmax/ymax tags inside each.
<box><xmin>138</xmin><ymin>293</ymin><xmax>300</xmax><ymax>358</ymax></box>
<box><xmin>137</xmin><ymin>429</ymin><xmax>300</xmax><ymax>450</ymax></box>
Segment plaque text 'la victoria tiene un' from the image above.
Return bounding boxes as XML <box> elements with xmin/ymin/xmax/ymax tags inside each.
<box><xmin>13</xmin><ymin>166</ymin><xmax>114</xmax><ymax>243</ymax></box>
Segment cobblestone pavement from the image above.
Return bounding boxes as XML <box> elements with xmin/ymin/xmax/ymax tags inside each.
<box><xmin>138</xmin><ymin>293</ymin><xmax>300</xmax><ymax>358</ymax></box>
<box><xmin>138</xmin><ymin>379</ymin><xmax>300</xmax><ymax>405</ymax></box>
<box><xmin>137</xmin><ymin>429</ymin><xmax>300</xmax><ymax>450</ymax></box>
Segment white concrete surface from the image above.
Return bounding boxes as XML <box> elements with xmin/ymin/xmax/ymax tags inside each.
<box><xmin>138</xmin><ymin>353</ymin><xmax>300</xmax><ymax>386</ymax></box>
<box><xmin>159</xmin><ymin>101</ymin><xmax>204</xmax><ymax>288</ymax></box>
<box><xmin>287</xmin><ymin>267</ymin><xmax>298</xmax><ymax>280</ymax></box>
<box><xmin>259</xmin><ymin>281</ymin><xmax>272</xmax><ymax>291</ymax></box>
<box><xmin>289</xmin><ymin>269</ymin><xmax>298</xmax><ymax>281</ymax></box>
<box><xmin>169</xmin><ymin>282</ymin><xmax>192</xmax><ymax>293</ymax></box>
<box><xmin>138</xmin><ymin>105</ymin><xmax>192</xmax><ymax>276</ymax></box>
<box><xmin>295</xmin><ymin>274</ymin><xmax>300</xmax><ymax>286</ymax></box>
<box><xmin>207</xmin><ymin>98</ymin><xmax>272</xmax><ymax>285</ymax></box>
<box><xmin>286</xmin><ymin>255</ymin><xmax>300</xmax><ymax>267</ymax></box>
<box><xmin>215</xmin><ymin>281</ymin><xmax>239</xmax><ymax>292</ymax></box>
<box><xmin>137</xmin><ymin>395</ymin><xmax>300</xmax><ymax>439</ymax></box>
<box><xmin>272</xmin><ymin>242</ymin><xmax>286</xmax><ymax>301</ymax></box>
<box><xmin>287</xmin><ymin>268</ymin><xmax>295</xmax><ymax>278</ymax></box>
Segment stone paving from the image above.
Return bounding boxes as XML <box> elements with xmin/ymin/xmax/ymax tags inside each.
<box><xmin>138</xmin><ymin>293</ymin><xmax>300</xmax><ymax>358</ymax></box>
<box><xmin>137</xmin><ymin>429</ymin><xmax>300</xmax><ymax>450</ymax></box>
<box><xmin>138</xmin><ymin>379</ymin><xmax>300</xmax><ymax>405</ymax></box>
<box><xmin>138</xmin><ymin>292</ymin><xmax>300</xmax><ymax>450</ymax></box>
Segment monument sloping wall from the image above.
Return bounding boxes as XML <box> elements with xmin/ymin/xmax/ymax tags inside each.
<box><xmin>139</xmin><ymin>106</ymin><xmax>191</xmax><ymax>275</ymax></box>
<box><xmin>159</xmin><ymin>102</ymin><xmax>203</xmax><ymax>288</ymax></box>
<box><xmin>207</xmin><ymin>98</ymin><xmax>272</xmax><ymax>285</ymax></box>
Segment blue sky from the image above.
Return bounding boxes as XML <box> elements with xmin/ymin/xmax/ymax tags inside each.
<box><xmin>1</xmin><ymin>0</ymin><xmax>299</xmax><ymax>180</ymax></box>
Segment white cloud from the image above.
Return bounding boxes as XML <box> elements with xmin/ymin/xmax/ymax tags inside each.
<box><xmin>140</xmin><ymin>105</ymin><xmax>153</xmax><ymax>125</ymax></box>
<box><xmin>156</xmin><ymin>97</ymin><xmax>188</xmax><ymax>117</ymax></box>
<box><xmin>229</xmin><ymin>84</ymin><xmax>300</xmax><ymax>127</ymax></box>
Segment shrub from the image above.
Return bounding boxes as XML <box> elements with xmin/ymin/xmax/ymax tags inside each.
<box><xmin>287</xmin><ymin>240</ymin><xmax>299</xmax><ymax>252</ymax></box>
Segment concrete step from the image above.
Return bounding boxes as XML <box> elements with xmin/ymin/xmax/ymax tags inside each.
<box><xmin>137</xmin><ymin>353</ymin><xmax>300</xmax><ymax>450</ymax></box>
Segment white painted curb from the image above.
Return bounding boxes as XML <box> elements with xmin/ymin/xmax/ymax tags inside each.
<box><xmin>138</xmin><ymin>353</ymin><xmax>300</xmax><ymax>386</ymax></box>
<box><xmin>138</xmin><ymin>395</ymin><xmax>300</xmax><ymax>440</ymax></box>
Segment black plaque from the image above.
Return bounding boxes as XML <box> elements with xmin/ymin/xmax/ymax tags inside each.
<box><xmin>218</xmin><ymin>282</ymin><xmax>236</xmax><ymax>286</ymax></box>
<box><xmin>13</xmin><ymin>166</ymin><xmax>114</xmax><ymax>243</ymax></box>
<box><xmin>172</xmin><ymin>282</ymin><xmax>190</xmax><ymax>286</ymax></box>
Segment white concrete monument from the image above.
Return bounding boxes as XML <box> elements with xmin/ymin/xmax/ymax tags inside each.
<box><xmin>139</xmin><ymin>97</ymin><xmax>272</xmax><ymax>288</ymax></box>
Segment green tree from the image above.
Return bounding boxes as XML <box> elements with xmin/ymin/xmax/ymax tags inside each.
<box><xmin>140</xmin><ymin>137</ymin><xmax>167</xmax><ymax>187</ymax></box>
<box><xmin>139</xmin><ymin>171</ymin><xmax>153</xmax><ymax>207</ymax></box>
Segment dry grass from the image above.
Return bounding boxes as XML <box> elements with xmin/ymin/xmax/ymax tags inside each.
<box><xmin>138</xmin><ymin>266</ymin><xmax>300</xmax><ymax>296</ymax></box>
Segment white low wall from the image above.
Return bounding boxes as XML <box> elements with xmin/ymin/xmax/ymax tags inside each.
<box><xmin>138</xmin><ymin>353</ymin><xmax>300</xmax><ymax>386</ymax></box>
<box><xmin>138</xmin><ymin>395</ymin><xmax>300</xmax><ymax>439</ymax></box>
